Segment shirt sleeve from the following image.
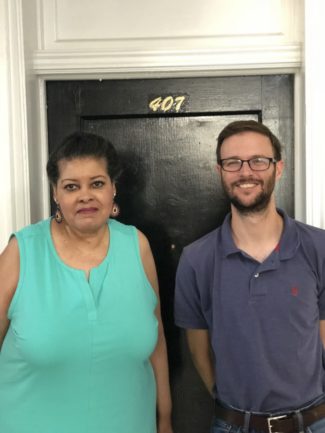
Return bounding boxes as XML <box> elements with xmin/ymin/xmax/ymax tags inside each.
<box><xmin>174</xmin><ymin>249</ymin><xmax>209</xmax><ymax>329</ymax></box>
<box><xmin>318</xmin><ymin>257</ymin><xmax>325</xmax><ymax>320</ymax></box>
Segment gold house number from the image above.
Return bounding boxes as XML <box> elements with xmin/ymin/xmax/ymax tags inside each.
<box><xmin>149</xmin><ymin>95</ymin><xmax>187</xmax><ymax>113</ymax></box>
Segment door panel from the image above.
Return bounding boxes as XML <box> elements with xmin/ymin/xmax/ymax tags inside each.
<box><xmin>46</xmin><ymin>76</ymin><xmax>294</xmax><ymax>433</ymax></box>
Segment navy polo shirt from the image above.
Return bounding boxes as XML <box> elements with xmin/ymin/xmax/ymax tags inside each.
<box><xmin>175</xmin><ymin>209</ymin><xmax>325</xmax><ymax>412</ymax></box>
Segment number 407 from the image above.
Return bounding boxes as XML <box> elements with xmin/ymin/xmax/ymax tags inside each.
<box><xmin>149</xmin><ymin>96</ymin><xmax>186</xmax><ymax>113</ymax></box>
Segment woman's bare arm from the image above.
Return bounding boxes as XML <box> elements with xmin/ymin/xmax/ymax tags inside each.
<box><xmin>138</xmin><ymin>230</ymin><xmax>173</xmax><ymax>433</ymax></box>
<box><xmin>0</xmin><ymin>237</ymin><xmax>19</xmax><ymax>349</ymax></box>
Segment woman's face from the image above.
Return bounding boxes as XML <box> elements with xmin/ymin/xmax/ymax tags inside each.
<box><xmin>53</xmin><ymin>157</ymin><xmax>115</xmax><ymax>233</ymax></box>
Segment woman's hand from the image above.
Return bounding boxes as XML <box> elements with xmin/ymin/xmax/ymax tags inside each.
<box><xmin>157</xmin><ymin>416</ymin><xmax>173</xmax><ymax>433</ymax></box>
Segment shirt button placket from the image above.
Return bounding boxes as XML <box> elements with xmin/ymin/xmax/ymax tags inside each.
<box><xmin>250</xmin><ymin>270</ymin><xmax>267</xmax><ymax>297</ymax></box>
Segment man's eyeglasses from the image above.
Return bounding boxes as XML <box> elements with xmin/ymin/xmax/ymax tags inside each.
<box><xmin>219</xmin><ymin>157</ymin><xmax>277</xmax><ymax>172</ymax></box>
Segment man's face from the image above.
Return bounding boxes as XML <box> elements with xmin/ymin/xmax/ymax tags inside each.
<box><xmin>217</xmin><ymin>131</ymin><xmax>284</xmax><ymax>215</ymax></box>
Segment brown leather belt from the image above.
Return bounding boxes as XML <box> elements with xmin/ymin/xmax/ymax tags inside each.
<box><xmin>215</xmin><ymin>400</ymin><xmax>325</xmax><ymax>433</ymax></box>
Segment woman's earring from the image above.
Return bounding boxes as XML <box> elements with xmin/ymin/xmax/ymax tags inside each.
<box><xmin>110</xmin><ymin>202</ymin><xmax>120</xmax><ymax>218</ymax></box>
<box><xmin>54</xmin><ymin>202</ymin><xmax>63</xmax><ymax>224</ymax></box>
<box><xmin>110</xmin><ymin>190</ymin><xmax>119</xmax><ymax>218</ymax></box>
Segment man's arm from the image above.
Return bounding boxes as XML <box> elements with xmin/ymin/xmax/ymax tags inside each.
<box><xmin>186</xmin><ymin>329</ymin><xmax>215</xmax><ymax>396</ymax></box>
<box><xmin>320</xmin><ymin>320</ymin><xmax>325</xmax><ymax>348</ymax></box>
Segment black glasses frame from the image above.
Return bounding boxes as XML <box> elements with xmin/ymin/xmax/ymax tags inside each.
<box><xmin>219</xmin><ymin>157</ymin><xmax>277</xmax><ymax>172</ymax></box>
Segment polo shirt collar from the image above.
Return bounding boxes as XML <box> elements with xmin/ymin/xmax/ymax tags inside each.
<box><xmin>275</xmin><ymin>208</ymin><xmax>300</xmax><ymax>260</ymax></box>
<box><xmin>220</xmin><ymin>208</ymin><xmax>300</xmax><ymax>260</ymax></box>
<box><xmin>220</xmin><ymin>213</ymin><xmax>240</xmax><ymax>257</ymax></box>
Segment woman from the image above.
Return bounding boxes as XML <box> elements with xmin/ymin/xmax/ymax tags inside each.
<box><xmin>0</xmin><ymin>132</ymin><xmax>173</xmax><ymax>433</ymax></box>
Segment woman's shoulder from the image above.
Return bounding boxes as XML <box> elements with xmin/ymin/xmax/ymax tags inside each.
<box><xmin>14</xmin><ymin>218</ymin><xmax>51</xmax><ymax>241</ymax></box>
<box><xmin>108</xmin><ymin>218</ymin><xmax>136</xmax><ymax>237</ymax></box>
<box><xmin>109</xmin><ymin>219</ymin><xmax>144</xmax><ymax>255</ymax></box>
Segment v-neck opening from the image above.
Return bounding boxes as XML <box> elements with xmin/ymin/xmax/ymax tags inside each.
<box><xmin>47</xmin><ymin>218</ymin><xmax>115</xmax><ymax>321</ymax></box>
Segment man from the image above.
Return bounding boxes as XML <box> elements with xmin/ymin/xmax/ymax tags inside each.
<box><xmin>174</xmin><ymin>120</ymin><xmax>325</xmax><ymax>433</ymax></box>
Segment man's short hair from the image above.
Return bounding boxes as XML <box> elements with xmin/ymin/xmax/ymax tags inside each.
<box><xmin>216</xmin><ymin>120</ymin><xmax>282</xmax><ymax>163</ymax></box>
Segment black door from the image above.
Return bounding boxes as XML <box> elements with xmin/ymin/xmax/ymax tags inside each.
<box><xmin>46</xmin><ymin>75</ymin><xmax>294</xmax><ymax>433</ymax></box>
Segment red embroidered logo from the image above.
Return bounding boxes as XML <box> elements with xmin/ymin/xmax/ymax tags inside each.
<box><xmin>291</xmin><ymin>287</ymin><xmax>299</xmax><ymax>296</ymax></box>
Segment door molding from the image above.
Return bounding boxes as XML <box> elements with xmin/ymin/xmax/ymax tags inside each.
<box><xmin>32</xmin><ymin>44</ymin><xmax>301</xmax><ymax>76</ymax></box>
<box><xmin>0</xmin><ymin>0</ymin><xmax>30</xmax><ymax>249</ymax></box>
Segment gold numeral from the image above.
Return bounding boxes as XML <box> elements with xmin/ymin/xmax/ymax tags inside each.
<box><xmin>161</xmin><ymin>96</ymin><xmax>174</xmax><ymax>112</ymax></box>
<box><xmin>148</xmin><ymin>95</ymin><xmax>187</xmax><ymax>113</ymax></box>
<box><xmin>149</xmin><ymin>97</ymin><xmax>163</xmax><ymax>112</ymax></box>
<box><xmin>174</xmin><ymin>96</ymin><xmax>186</xmax><ymax>112</ymax></box>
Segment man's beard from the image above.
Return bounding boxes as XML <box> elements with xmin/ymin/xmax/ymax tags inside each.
<box><xmin>221</xmin><ymin>172</ymin><xmax>276</xmax><ymax>215</ymax></box>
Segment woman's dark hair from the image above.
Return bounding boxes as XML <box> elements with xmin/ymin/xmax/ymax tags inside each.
<box><xmin>216</xmin><ymin>120</ymin><xmax>282</xmax><ymax>163</ymax></box>
<box><xmin>47</xmin><ymin>132</ymin><xmax>122</xmax><ymax>185</ymax></box>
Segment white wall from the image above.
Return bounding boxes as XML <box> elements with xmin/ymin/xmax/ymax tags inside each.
<box><xmin>304</xmin><ymin>0</ymin><xmax>325</xmax><ymax>228</ymax></box>
<box><xmin>2</xmin><ymin>0</ymin><xmax>325</xmax><ymax>250</ymax></box>
<box><xmin>0</xmin><ymin>0</ymin><xmax>30</xmax><ymax>249</ymax></box>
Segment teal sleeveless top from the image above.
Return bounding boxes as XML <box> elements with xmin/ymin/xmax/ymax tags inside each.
<box><xmin>0</xmin><ymin>219</ymin><xmax>158</xmax><ymax>433</ymax></box>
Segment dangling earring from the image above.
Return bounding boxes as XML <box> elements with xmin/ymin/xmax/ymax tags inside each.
<box><xmin>110</xmin><ymin>191</ymin><xmax>120</xmax><ymax>218</ymax></box>
<box><xmin>54</xmin><ymin>202</ymin><xmax>63</xmax><ymax>224</ymax></box>
<box><xmin>110</xmin><ymin>202</ymin><xmax>120</xmax><ymax>218</ymax></box>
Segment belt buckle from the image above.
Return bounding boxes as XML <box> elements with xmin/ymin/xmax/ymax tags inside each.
<box><xmin>267</xmin><ymin>414</ymin><xmax>287</xmax><ymax>433</ymax></box>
